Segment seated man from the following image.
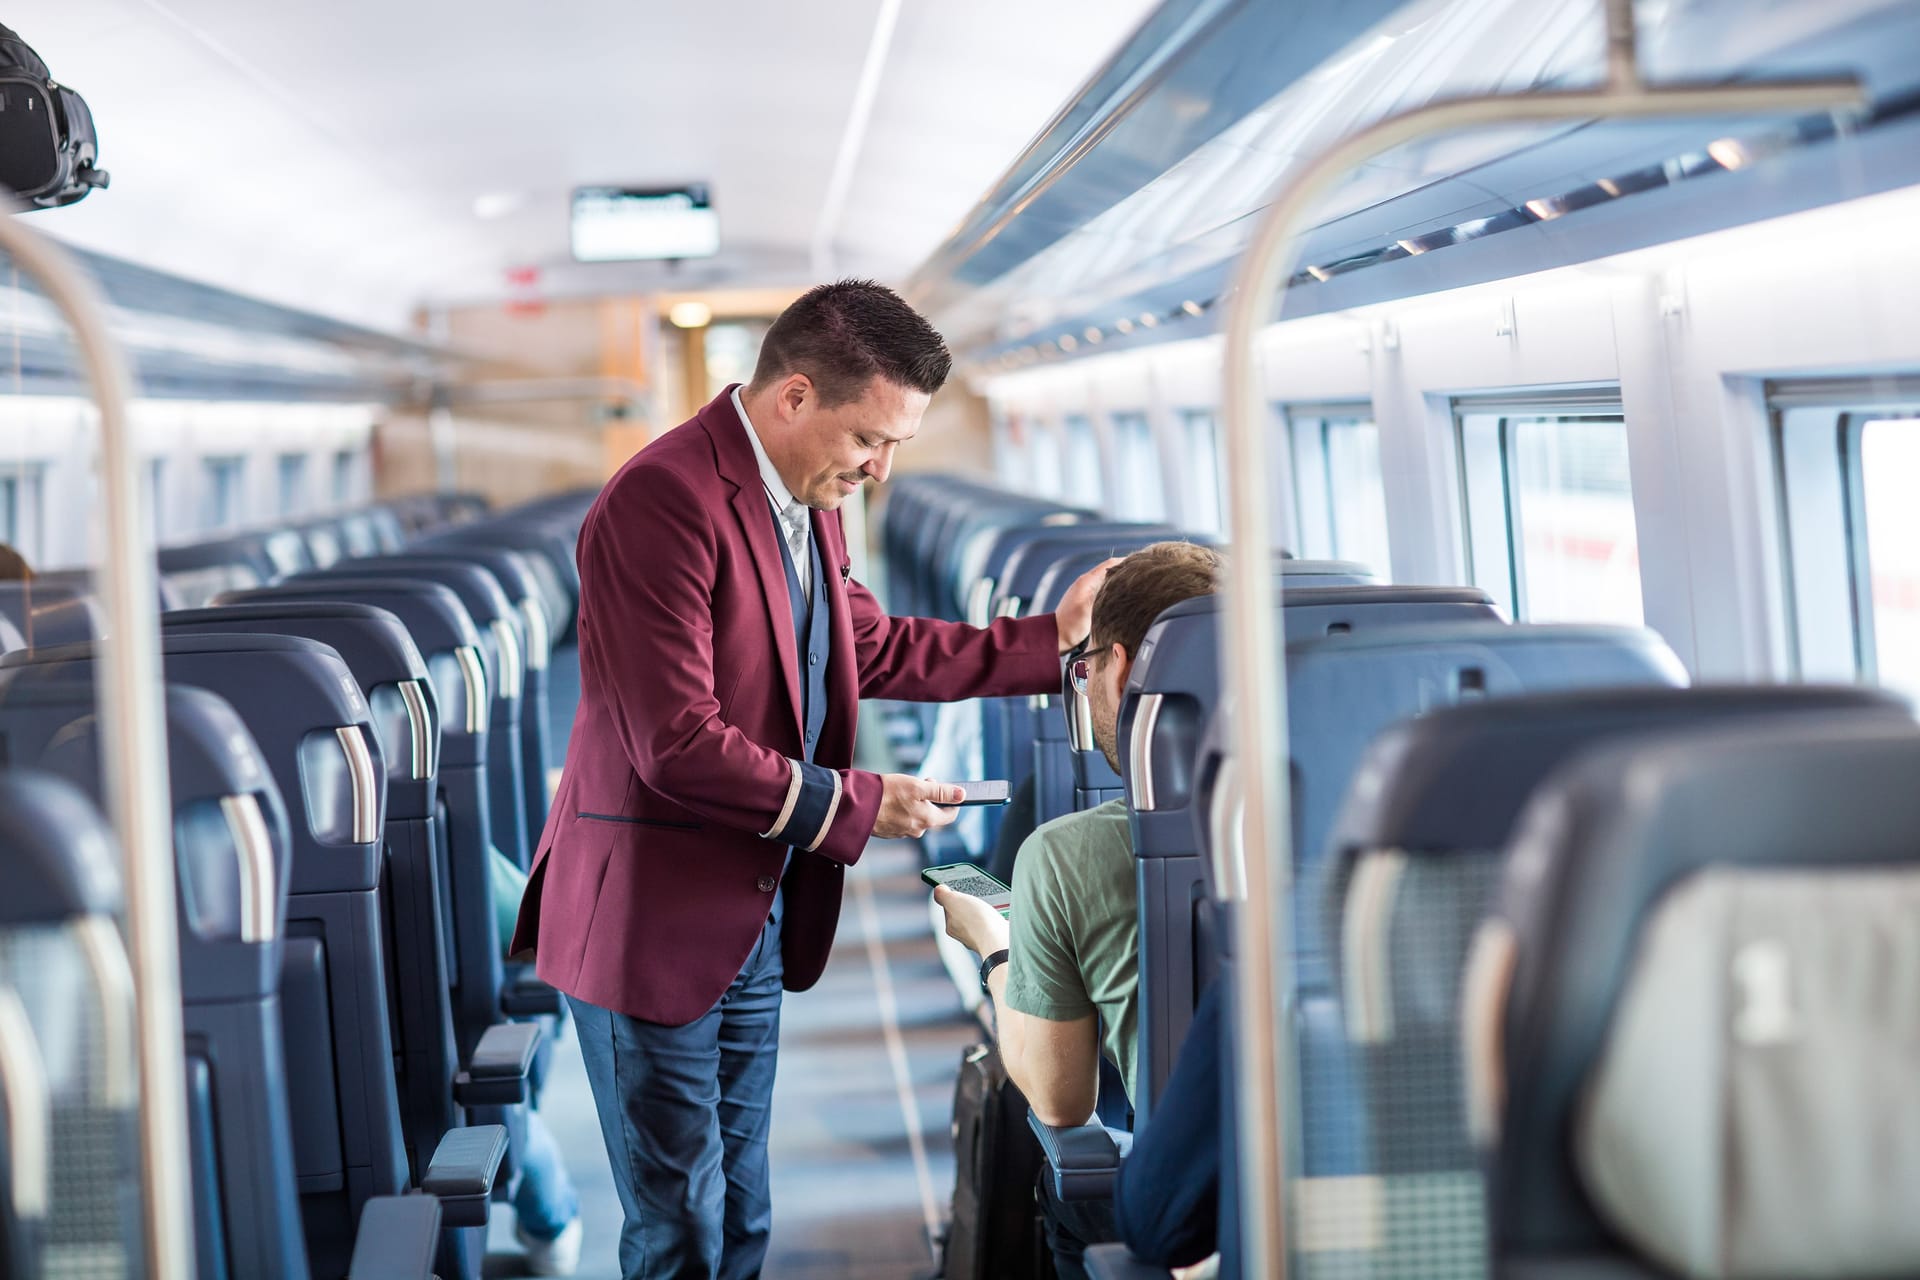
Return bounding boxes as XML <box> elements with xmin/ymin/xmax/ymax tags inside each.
<box><xmin>936</xmin><ymin>539</ymin><xmax>1223</xmax><ymax>1280</ymax></box>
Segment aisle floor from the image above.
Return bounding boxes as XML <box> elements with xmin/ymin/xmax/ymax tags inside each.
<box><xmin>485</xmin><ymin>839</ymin><xmax>977</xmax><ymax>1279</ymax></box>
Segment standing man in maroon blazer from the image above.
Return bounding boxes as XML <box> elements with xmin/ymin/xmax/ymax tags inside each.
<box><xmin>511</xmin><ymin>280</ymin><xmax>1111</xmax><ymax>1280</ymax></box>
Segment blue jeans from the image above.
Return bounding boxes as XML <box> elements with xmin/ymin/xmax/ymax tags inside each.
<box><xmin>514</xmin><ymin>1107</ymin><xmax>580</xmax><ymax>1241</ymax></box>
<box><xmin>570</xmin><ymin>910</ymin><xmax>784</xmax><ymax>1280</ymax></box>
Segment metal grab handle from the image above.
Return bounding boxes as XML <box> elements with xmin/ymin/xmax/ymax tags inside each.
<box><xmin>489</xmin><ymin>619</ymin><xmax>525</xmax><ymax>701</ymax></box>
<box><xmin>0</xmin><ymin>209</ymin><xmax>196</xmax><ymax>1277</ymax></box>
<box><xmin>220</xmin><ymin>793</ymin><xmax>278</xmax><ymax>944</ymax></box>
<box><xmin>1126</xmin><ymin>693</ymin><xmax>1165</xmax><ymax>811</ymax></box>
<box><xmin>337</xmin><ymin>726</ymin><xmax>382</xmax><ymax>845</ymax></box>
<box><xmin>1214</xmin><ymin>2</ymin><xmax>1864</xmax><ymax>1272</ymax></box>
<box><xmin>399</xmin><ymin>679</ymin><xmax>436</xmax><ymax>779</ymax></box>
<box><xmin>455</xmin><ymin>645</ymin><xmax>489</xmax><ymax>734</ymax></box>
<box><xmin>0</xmin><ymin>985</ymin><xmax>50</xmax><ymax>1221</ymax></box>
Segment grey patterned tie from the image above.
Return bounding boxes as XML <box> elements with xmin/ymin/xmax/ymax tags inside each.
<box><xmin>781</xmin><ymin>501</ymin><xmax>810</xmax><ymax>596</ymax></box>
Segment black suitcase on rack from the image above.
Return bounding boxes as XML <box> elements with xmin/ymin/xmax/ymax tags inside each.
<box><xmin>941</xmin><ymin>1041</ymin><xmax>1050</xmax><ymax>1279</ymax></box>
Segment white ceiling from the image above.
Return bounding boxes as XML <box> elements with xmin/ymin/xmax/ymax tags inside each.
<box><xmin>16</xmin><ymin>0</ymin><xmax>1156</xmax><ymax>332</ymax></box>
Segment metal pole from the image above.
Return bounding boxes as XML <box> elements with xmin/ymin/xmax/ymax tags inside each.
<box><xmin>0</xmin><ymin>214</ymin><xmax>194</xmax><ymax>1277</ymax></box>
<box><xmin>1217</xmin><ymin>4</ymin><xmax>1861</xmax><ymax>1274</ymax></box>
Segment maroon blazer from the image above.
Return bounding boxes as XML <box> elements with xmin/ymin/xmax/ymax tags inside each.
<box><xmin>510</xmin><ymin>389</ymin><xmax>1062</xmax><ymax>1024</ymax></box>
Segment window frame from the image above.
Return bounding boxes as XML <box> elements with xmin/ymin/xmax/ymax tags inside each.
<box><xmin>1278</xmin><ymin>400</ymin><xmax>1389</xmax><ymax>569</ymax></box>
<box><xmin>0</xmin><ymin>465</ymin><xmax>46</xmax><ymax>565</ymax></box>
<box><xmin>1768</xmin><ymin>381</ymin><xmax>1920</xmax><ymax>686</ymax></box>
<box><xmin>202</xmin><ymin>454</ymin><xmax>247</xmax><ymax>533</ymax></box>
<box><xmin>1451</xmin><ymin>391</ymin><xmax>1636</xmax><ymax>623</ymax></box>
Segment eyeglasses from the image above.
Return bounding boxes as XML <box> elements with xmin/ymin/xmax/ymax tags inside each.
<box><xmin>1070</xmin><ymin>651</ymin><xmax>1105</xmax><ymax>696</ymax></box>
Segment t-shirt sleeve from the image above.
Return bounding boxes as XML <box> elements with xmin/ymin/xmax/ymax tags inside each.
<box><xmin>1002</xmin><ymin>827</ymin><xmax>1094</xmax><ymax>1023</ymax></box>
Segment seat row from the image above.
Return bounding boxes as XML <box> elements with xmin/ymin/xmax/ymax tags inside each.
<box><xmin>881</xmin><ymin>472</ymin><xmax>1920</xmax><ymax>1280</ymax></box>
<box><xmin>0</xmin><ymin>485</ymin><xmax>600</xmax><ymax>1280</ymax></box>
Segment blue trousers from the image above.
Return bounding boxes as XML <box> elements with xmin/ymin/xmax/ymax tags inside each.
<box><xmin>570</xmin><ymin>911</ymin><xmax>784</xmax><ymax>1280</ymax></box>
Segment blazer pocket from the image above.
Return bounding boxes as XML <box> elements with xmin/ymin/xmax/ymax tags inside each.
<box><xmin>575</xmin><ymin>811</ymin><xmax>701</xmax><ymax>832</ymax></box>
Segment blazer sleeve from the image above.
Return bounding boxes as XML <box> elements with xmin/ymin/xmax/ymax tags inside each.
<box><xmin>580</xmin><ymin>476</ymin><xmax>851</xmax><ymax>855</ymax></box>
<box><xmin>845</xmin><ymin>576</ymin><xmax>1061</xmax><ymax>703</ymax></box>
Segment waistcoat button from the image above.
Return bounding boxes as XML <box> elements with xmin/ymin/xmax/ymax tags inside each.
<box><xmin>756</xmin><ymin>875</ymin><xmax>776</xmax><ymax>893</ymax></box>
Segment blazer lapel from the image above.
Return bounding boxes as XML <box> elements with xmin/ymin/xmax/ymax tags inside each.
<box><xmin>703</xmin><ymin>390</ymin><xmax>804</xmax><ymax>732</ymax></box>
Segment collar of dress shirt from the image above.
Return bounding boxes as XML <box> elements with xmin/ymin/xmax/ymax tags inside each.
<box><xmin>732</xmin><ymin>384</ymin><xmax>801</xmax><ymax>517</ymax></box>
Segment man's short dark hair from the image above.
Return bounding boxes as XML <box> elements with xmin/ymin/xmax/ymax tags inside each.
<box><xmin>749</xmin><ymin>279</ymin><xmax>952</xmax><ymax>406</ymax></box>
<box><xmin>1090</xmin><ymin>541</ymin><xmax>1224</xmax><ymax>658</ymax></box>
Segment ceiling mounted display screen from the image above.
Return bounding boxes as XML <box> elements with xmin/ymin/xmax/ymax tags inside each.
<box><xmin>571</xmin><ymin>185</ymin><xmax>719</xmax><ymax>262</ymax></box>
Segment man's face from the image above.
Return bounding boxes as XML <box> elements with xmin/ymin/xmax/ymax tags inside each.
<box><xmin>778</xmin><ymin>374</ymin><xmax>929</xmax><ymax>509</ymax></box>
<box><xmin>1088</xmin><ymin>642</ymin><xmax>1130</xmax><ymax>775</ymax></box>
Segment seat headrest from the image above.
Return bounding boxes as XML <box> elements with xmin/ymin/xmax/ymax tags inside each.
<box><xmin>1474</xmin><ymin>714</ymin><xmax>1920</xmax><ymax>1271</ymax></box>
<box><xmin>0</xmin><ymin>771</ymin><xmax>120</xmax><ymax>923</ymax></box>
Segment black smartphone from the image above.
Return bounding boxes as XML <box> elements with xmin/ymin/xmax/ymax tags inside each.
<box><xmin>921</xmin><ymin>862</ymin><xmax>1014</xmax><ymax>916</ymax></box>
<box><xmin>934</xmin><ymin>779</ymin><xmax>1011</xmax><ymax>807</ymax></box>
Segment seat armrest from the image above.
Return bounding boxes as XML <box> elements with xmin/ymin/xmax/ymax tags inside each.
<box><xmin>420</xmin><ymin>1123</ymin><xmax>509</xmax><ymax>1227</ymax></box>
<box><xmin>347</xmin><ymin>1194</ymin><xmax>443</xmax><ymax>1279</ymax></box>
<box><xmin>1085</xmin><ymin>1243</ymin><xmax>1177</xmax><ymax>1280</ymax></box>
<box><xmin>500</xmin><ymin>971</ymin><xmax>563</xmax><ymax>1016</ymax></box>
<box><xmin>1027</xmin><ymin>1114</ymin><xmax>1131</xmax><ymax>1201</ymax></box>
<box><xmin>454</xmin><ymin>1021</ymin><xmax>540</xmax><ymax>1106</ymax></box>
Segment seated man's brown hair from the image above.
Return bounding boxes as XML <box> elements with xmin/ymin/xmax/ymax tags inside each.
<box><xmin>1089</xmin><ymin>541</ymin><xmax>1224</xmax><ymax>658</ymax></box>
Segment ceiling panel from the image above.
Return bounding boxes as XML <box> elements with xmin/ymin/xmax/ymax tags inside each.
<box><xmin>6</xmin><ymin>0</ymin><xmax>1148</xmax><ymax>333</ymax></box>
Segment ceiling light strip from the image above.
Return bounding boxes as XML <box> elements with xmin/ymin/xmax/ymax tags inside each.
<box><xmin>810</xmin><ymin>0</ymin><xmax>906</xmax><ymax>278</ymax></box>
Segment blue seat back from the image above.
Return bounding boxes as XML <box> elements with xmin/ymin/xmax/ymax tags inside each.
<box><xmin>0</xmin><ymin>769</ymin><xmax>139</xmax><ymax>1277</ymax></box>
<box><xmin>1487</xmin><ymin>715</ymin><xmax>1920</xmax><ymax>1268</ymax></box>
<box><xmin>1116</xmin><ymin>586</ymin><xmax>1501</xmax><ymax>1116</ymax></box>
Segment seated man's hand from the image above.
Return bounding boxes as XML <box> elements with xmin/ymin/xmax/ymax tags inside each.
<box><xmin>1053</xmin><ymin>557</ymin><xmax>1123</xmax><ymax>654</ymax></box>
<box><xmin>933</xmin><ymin>883</ymin><xmax>1011</xmax><ymax>958</ymax></box>
<box><xmin>873</xmin><ymin>775</ymin><xmax>963</xmax><ymax>840</ymax></box>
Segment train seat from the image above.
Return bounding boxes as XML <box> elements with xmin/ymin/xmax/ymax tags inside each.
<box><xmin>1316</xmin><ymin>685</ymin><xmax>1913</xmax><ymax>1278</ymax></box>
<box><xmin>1028</xmin><ymin>583</ymin><xmax>1509</xmax><ymax>1209</ymax></box>
<box><xmin>0</xmin><ymin>634</ymin><xmax>504</xmax><ymax>1277</ymax></box>
<box><xmin>219</xmin><ymin>579</ymin><xmax>556</xmax><ymax>1044</ymax></box>
<box><xmin>0</xmin><ymin>582</ymin><xmax>102</xmax><ymax>648</ymax></box>
<box><xmin>417</xmin><ymin>520</ymin><xmax>579</xmax><ymax>645</ymax></box>
<box><xmin>294</xmin><ymin>557</ymin><xmax>536</xmax><ymax>871</ymax></box>
<box><xmin>973</xmin><ymin>525</ymin><xmax>1179</xmax><ymax>850</ymax></box>
<box><xmin>1472</xmin><ymin>714</ymin><xmax>1920</xmax><ymax>1279</ymax></box>
<box><xmin>1110</xmin><ymin>584</ymin><xmax>1500</xmax><ymax>1120</ymax></box>
<box><xmin>0</xmin><ymin>770</ymin><xmax>139</xmax><ymax>1278</ymax></box>
<box><xmin>158</xmin><ymin>603</ymin><xmax>537</xmax><ymax>1184</ymax></box>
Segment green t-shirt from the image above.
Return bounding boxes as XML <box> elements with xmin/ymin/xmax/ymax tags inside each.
<box><xmin>1002</xmin><ymin>798</ymin><xmax>1140</xmax><ymax>1105</ymax></box>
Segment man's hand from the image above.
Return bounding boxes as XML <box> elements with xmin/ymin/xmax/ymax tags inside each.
<box><xmin>933</xmin><ymin>883</ymin><xmax>1012</xmax><ymax>958</ymax></box>
<box><xmin>1053</xmin><ymin>557</ymin><xmax>1123</xmax><ymax>654</ymax></box>
<box><xmin>873</xmin><ymin>774</ymin><xmax>964</xmax><ymax>839</ymax></box>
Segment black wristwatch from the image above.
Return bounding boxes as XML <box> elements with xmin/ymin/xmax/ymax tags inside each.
<box><xmin>979</xmin><ymin>948</ymin><xmax>1010</xmax><ymax>997</ymax></box>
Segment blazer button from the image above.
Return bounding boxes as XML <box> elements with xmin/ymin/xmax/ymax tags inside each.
<box><xmin>757</xmin><ymin>875</ymin><xmax>777</xmax><ymax>893</ymax></box>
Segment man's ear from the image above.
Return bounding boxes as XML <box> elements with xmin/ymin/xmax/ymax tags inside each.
<box><xmin>1110</xmin><ymin>642</ymin><xmax>1133</xmax><ymax>691</ymax></box>
<box><xmin>779</xmin><ymin>373</ymin><xmax>812</xmax><ymax>419</ymax></box>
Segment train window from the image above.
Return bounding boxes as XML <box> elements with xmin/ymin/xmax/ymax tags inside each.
<box><xmin>1281</xmin><ymin>404</ymin><xmax>1392</xmax><ymax>579</ymax></box>
<box><xmin>277</xmin><ymin>454</ymin><xmax>309</xmax><ymax>518</ymax></box>
<box><xmin>1859</xmin><ymin>418</ymin><xmax>1920</xmax><ymax>695</ymax></box>
<box><xmin>1061</xmin><ymin>414</ymin><xmax>1103</xmax><ymax>508</ymax></box>
<box><xmin>0</xmin><ymin>468</ymin><xmax>44</xmax><ymax>564</ymax></box>
<box><xmin>148</xmin><ymin>458</ymin><xmax>167</xmax><ymax>540</ymax></box>
<box><xmin>332</xmin><ymin>451</ymin><xmax>358</xmax><ymax>507</ymax></box>
<box><xmin>1111</xmin><ymin>411</ymin><xmax>1164</xmax><ymax>521</ymax></box>
<box><xmin>1179</xmin><ymin>408</ymin><xmax>1224</xmax><ymax>533</ymax></box>
<box><xmin>202</xmin><ymin>455</ymin><xmax>247</xmax><ymax>532</ymax></box>
<box><xmin>1454</xmin><ymin>398</ymin><xmax>1642</xmax><ymax>623</ymax></box>
<box><xmin>1028</xmin><ymin>419</ymin><xmax>1066</xmax><ymax>499</ymax></box>
<box><xmin>1773</xmin><ymin>387</ymin><xmax>1920</xmax><ymax>696</ymax></box>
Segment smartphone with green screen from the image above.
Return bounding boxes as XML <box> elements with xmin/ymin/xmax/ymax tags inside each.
<box><xmin>921</xmin><ymin>862</ymin><xmax>1013</xmax><ymax>917</ymax></box>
